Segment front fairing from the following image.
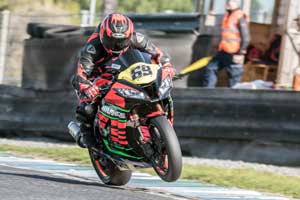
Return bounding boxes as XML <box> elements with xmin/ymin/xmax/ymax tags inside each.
<box><xmin>97</xmin><ymin>50</ymin><xmax>175</xmax><ymax>163</ymax></box>
<box><xmin>103</xmin><ymin>49</ymin><xmax>173</xmax><ymax>107</ymax></box>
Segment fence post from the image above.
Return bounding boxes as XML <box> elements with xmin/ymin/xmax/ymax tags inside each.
<box><xmin>89</xmin><ymin>0</ymin><xmax>96</xmax><ymax>26</ymax></box>
<box><xmin>0</xmin><ymin>10</ymin><xmax>10</xmax><ymax>84</ymax></box>
<box><xmin>104</xmin><ymin>0</ymin><xmax>117</xmax><ymax>15</ymax></box>
<box><xmin>242</xmin><ymin>0</ymin><xmax>251</xmax><ymax>16</ymax></box>
<box><xmin>80</xmin><ymin>10</ymin><xmax>89</xmax><ymax>27</ymax></box>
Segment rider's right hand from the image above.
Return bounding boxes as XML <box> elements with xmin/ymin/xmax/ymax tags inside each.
<box><xmin>84</xmin><ymin>85</ymin><xmax>100</xmax><ymax>99</ymax></box>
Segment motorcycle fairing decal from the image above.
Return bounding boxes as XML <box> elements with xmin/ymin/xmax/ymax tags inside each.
<box><xmin>104</xmin><ymin>82</ymin><xmax>135</xmax><ymax>107</ymax></box>
<box><xmin>117</xmin><ymin>121</ymin><xmax>126</xmax><ymax>129</ymax></box>
<box><xmin>105</xmin><ymin>102</ymin><xmax>130</xmax><ymax>112</ymax></box>
<box><xmin>114</xmin><ymin>144</ymin><xmax>133</xmax><ymax>151</ymax></box>
<box><xmin>110</xmin><ymin>127</ymin><xmax>120</xmax><ymax>143</ymax></box>
<box><xmin>98</xmin><ymin>113</ymin><xmax>109</xmax><ymax>130</ymax></box>
<box><xmin>118</xmin><ymin>62</ymin><xmax>160</xmax><ymax>85</ymax></box>
<box><xmin>118</xmin><ymin>140</ymin><xmax>129</xmax><ymax>145</ymax></box>
<box><xmin>103</xmin><ymin>125</ymin><xmax>132</xmax><ymax>151</ymax></box>
<box><xmin>111</xmin><ymin>126</ymin><xmax>128</xmax><ymax>145</ymax></box>
<box><xmin>102</xmin><ymin>139</ymin><xmax>143</xmax><ymax>160</ymax></box>
<box><xmin>99</xmin><ymin>111</ymin><xmax>127</xmax><ymax>123</ymax></box>
<box><xmin>98</xmin><ymin>110</ymin><xmax>128</xmax><ymax>148</ymax></box>
<box><xmin>100</xmin><ymin>110</ymin><xmax>131</xmax><ymax>151</ymax></box>
<box><xmin>101</xmin><ymin>105</ymin><xmax>126</xmax><ymax>120</ymax></box>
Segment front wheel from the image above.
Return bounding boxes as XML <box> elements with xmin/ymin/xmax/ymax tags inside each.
<box><xmin>149</xmin><ymin>116</ymin><xmax>182</xmax><ymax>182</ymax></box>
<box><xmin>88</xmin><ymin>149</ymin><xmax>132</xmax><ymax>186</ymax></box>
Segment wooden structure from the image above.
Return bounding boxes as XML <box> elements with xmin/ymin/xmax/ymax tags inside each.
<box><xmin>196</xmin><ymin>0</ymin><xmax>300</xmax><ymax>87</ymax></box>
<box><xmin>277</xmin><ymin>0</ymin><xmax>300</xmax><ymax>87</ymax></box>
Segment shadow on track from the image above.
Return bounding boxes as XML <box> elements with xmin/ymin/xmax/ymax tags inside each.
<box><xmin>0</xmin><ymin>169</ymin><xmax>151</xmax><ymax>194</ymax></box>
<box><xmin>0</xmin><ymin>171</ymin><xmax>120</xmax><ymax>189</ymax></box>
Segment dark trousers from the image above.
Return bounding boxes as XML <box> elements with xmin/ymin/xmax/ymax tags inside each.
<box><xmin>200</xmin><ymin>51</ymin><xmax>244</xmax><ymax>88</ymax></box>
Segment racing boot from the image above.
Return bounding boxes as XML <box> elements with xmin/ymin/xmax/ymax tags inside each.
<box><xmin>72</xmin><ymin>103</ymin><xmax>97</xmax><ymax>148</ymax></box>
<box><xmin>77</xmin><ymin>124</ymin><xmax>96</xmax><ymax>148</ymax></box>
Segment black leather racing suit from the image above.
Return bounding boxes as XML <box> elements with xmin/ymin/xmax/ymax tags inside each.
<box><xmin>72</xmin><ymin>25</ymin><xmax>171</xmax><ymax>141</ymax></box>
<box><xmin>72</xmin><ymin>25</ymin><xmax>170</xmax><ymax>101</ymax></box>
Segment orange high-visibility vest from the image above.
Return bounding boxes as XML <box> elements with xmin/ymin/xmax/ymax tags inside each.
<box><xmin>219</xmin><ymin>9</ymin><xmax>249</xmax><ymax>54</ymax></box>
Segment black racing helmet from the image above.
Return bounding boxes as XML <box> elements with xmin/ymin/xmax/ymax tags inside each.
<box><xmin>99</xmin><ymin>13</ymin><xmax>134</xmax><ymax>55</ymax></box>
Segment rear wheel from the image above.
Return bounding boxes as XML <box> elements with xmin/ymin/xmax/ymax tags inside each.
<box><xmin>88</xmin><ymin>149</ymin><xmax>132</xmax><ymax>186</ymax></box>
<box><xmin>149</xmin><ymin>116</ymin><xmax>182</xmax><ymax>182</ymax></box>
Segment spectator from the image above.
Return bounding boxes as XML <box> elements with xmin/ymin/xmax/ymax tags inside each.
<box><xmin>200</xmin><ymin>0</ymin><xmax>250</xmax><ymax>87</ymax></box>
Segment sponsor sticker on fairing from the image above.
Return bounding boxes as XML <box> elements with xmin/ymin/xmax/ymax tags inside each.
<box><xmin>101</xmin><ymin>105</ymin><xmax>126</xmax><ymax>119</ymax></box>
<box><xmin>111</xmin><ymin>63</ymin><xmax>121</xmax><ymax>70</ymax></box>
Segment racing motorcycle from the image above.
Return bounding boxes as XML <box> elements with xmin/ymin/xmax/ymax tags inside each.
<box><xmin>68</xmin><ymin>49</ymin><xmax>182</xmax><ymax>186</ymax></box>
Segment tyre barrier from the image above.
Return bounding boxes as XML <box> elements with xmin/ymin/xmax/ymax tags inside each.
<box><xmin>22</xmin><ymin>36</ymin><xmax>87</xmax><ymax>91</ymax></box>
<box><xmin>82</xmin><ymin>26</ymin><xmax>96</xmax><ymax>36</ymax></box>
<box><xmin>43</xmin><ymin>27</ymin><xmax>85</xmax><ymax>38</ymax></box>
<box><xmin>127</xmin><ymin>13</ymin><xmax>200</xmax><ymax>33</ymax></box>
<box><xmin>187</xmin><ymin>34</ymin><xmax>213</xmax><ymax>87</ymax></box>
<box><xmin>26</xmin><ymin>13</ymin><xmax>201</xmax><ymax>39</ymax></box>
<box><xmin>27</xmin><ymin>23</ymin><xmax>82</xmax><ymax>39</ymax></box>
<box><xmin>0</xmin><ymin>85</ymin><xmax>299</xmax><ymax>166</ymax></box>
<box><xmin>22</xmin><ymin>33</ymin><xmax>196</xmax><ymax>90</ymax></box>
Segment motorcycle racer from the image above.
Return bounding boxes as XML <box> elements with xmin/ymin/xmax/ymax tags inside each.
<box><xmin>72</xmin><ymin>13</ymin><xmax>175</xmax><ymax>148</ymax></box>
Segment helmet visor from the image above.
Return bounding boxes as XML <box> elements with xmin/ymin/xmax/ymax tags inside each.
<box><xmin>102</xmin><ymin>36</ymin><xmax>131</xmax><ymax>53</ymax></box>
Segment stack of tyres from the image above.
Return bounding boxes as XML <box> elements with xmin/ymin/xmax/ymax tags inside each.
<box><xmin>187</xmin><ymin>35</ymin><xmax>213</xmax><ymax>87</ymax></box>
<box><xmin>23</xmin><ymin>23</ymin><xmax>89</xmax><ymax>90</ymax></box>
<box><xmin>26</xmin><ymin>23</ymin><xmax>91</xmax><ymax>39</ymax></box>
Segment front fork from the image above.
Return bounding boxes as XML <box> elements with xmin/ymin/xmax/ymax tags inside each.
<box><xmin>129</xmin><ymin>100</ymin><xmax>173</xmax><ymax>144</ymax></box>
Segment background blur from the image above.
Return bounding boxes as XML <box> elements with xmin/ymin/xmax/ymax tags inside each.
<box><xmin>0</xmin><ymin>2</ymin><xmax>299</xmax><ymax>199</ymax></box>
<box><xmin>0</xmin><ymin>0</ymin><xmax>288</xmax><ymax>87</ymax></box>
<box><xmin>0</xmin><ymin>0</ymin><xmax>299</xmax><ymax>166</ymax></box>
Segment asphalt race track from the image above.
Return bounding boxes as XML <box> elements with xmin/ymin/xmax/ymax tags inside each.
<box><xmin>0</xmin><ymin>165</ymin><xmax>174</xmax><ymax>200</ymax></box>
<box><xmin>0</xmin><ymin>153</ymin><xmax>292</xmax><ymax>200</ymax></box>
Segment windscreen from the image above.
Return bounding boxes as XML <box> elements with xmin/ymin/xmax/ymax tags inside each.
<box><xmin>112</xmin><ymin>49</ymin><xmax>152</xmax><ymax>70</ymax></box>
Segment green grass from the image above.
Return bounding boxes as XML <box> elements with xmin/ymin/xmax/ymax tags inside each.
<box><xmin>0</xmin><ymin>144</ymin><xmax>299</xmax><ymax>198</ymax></box>
<box><xmin>142</xmin><ymin>165</ymin><xmax>300</xmax><ymax>198</ymax></box>
<box><xmin>0</xmin><ymin>144</ymin><xmax>91</xmax><ymax>165</ymax></box>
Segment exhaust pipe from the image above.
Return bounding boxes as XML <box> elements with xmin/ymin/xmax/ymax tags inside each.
<box><xmin>68</xmin><ymin>121</ymin><xmax>86</xmax><ymax>148</ymax></box>
<box><xmin>68</xmin><ymin>121</ymin><xmax>80</xmax><ymax>140</ymax></box>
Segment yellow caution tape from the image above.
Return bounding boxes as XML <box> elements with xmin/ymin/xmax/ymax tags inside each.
<box><xmin>179</xmin><ymin>56</ymin><xmax>212</xmax><ymax>76</ymax></box>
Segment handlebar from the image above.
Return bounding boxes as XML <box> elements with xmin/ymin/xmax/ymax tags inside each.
<box><xmin>172</xmin><ymin>73</ymin><xmax>184</xmax><ymax>81</ymax></box>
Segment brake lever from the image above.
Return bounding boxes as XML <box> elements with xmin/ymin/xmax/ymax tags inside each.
<box><xmin>172</xmin><ymin>73</ymin><xmax>184</xmax><ymax>81</ymax></box>
<box><xmin>90</xmin><ymin>84</ymin><xmax>110</xmax><ymax>103</ymax></box>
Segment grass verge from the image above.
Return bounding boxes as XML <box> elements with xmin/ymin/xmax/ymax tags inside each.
<box><xmin>0</xmin><ymin>144</ymin><xmax>299</xmax><ymax>198</ymax></box>
<box><xmin>141</xmin><ymin>166</ymin><xmax>300</xmax><ymax>198</ymax></box>
<box><xmin>0</xmin><ymin>144</ymin><xmax>91</xmax><ymax>165</ymax></box>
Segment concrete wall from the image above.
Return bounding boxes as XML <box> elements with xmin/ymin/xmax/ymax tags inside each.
<box><xmin>1</xmin><ymin>85</ymin><xmax>300</xmax><ymax>166</ymax></box>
